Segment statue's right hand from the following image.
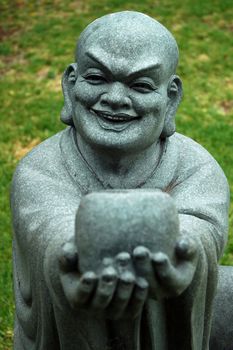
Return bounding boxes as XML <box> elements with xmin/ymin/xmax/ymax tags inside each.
<box><xmin>59</xmin><ymin>239</ymin><xmax>98</xmax><ymax>309</ymax></box>
<box><xmin>58</xmin><ymin>242</ymin><xmax>148</xmax><ymax>319</ymax></box>
<box><xmin>59</xmin><ymin>240</ymin><xmax>118</xmax><ymax>312</ymax></box>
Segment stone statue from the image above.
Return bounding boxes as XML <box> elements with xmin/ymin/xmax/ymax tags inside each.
<box><xmin>11</xmin><ymin>11</ymin><xmax>231</xmax><ymax>350</ymax></box>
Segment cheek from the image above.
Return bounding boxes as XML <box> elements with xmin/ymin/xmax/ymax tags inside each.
<box><xmin>74</xmin><ymin>82</ymin><xmax>104</xmax><ymax>108</ymax></box>
<box><xmin>131</xmin><ymin>93</ymin><xmax>167</xmax><ymax>116</ymax></box>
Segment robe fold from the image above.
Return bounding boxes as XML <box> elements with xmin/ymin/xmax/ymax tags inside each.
<box><xmin>11</xmin><ymin>126</ymin><xmax>229</xmax><ymax>349</ymax></box>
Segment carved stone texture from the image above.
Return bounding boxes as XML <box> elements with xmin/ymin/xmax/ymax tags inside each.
<box><xmin>76</xmin><ymin>190</ymin><xmax>180</xmax><ymax>273</ymax></box>
<box><xmin>11</xmin><ymin>10</ymin><xmax>231</xmax><ymax>350</ymax></box>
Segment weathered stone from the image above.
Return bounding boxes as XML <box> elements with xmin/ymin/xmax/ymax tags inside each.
<box><xmin>76</xmin><ymin>190</ymin><xmax>180</xmax><ymax>273</ymax></box>
<box><xmin>11</xmin><ymin>11</ymin><xmax>230</xmax><ymax>350</ymax></box>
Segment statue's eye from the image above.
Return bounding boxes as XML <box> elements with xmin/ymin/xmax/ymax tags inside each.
<box><xmin>84</xmin><ymin>74</ymin><xmax>107</xmax><ymax>85</ymax></box>
<box><xmin>131</xmin><ymin>81</ymin><xmax>155</xmax><ymax>93</ymax></box>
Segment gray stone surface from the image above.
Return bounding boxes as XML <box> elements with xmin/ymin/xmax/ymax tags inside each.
<box><xmin>76</xmin><ymin>190</ymin><xmax>180</xmax><ymax>274</ymax></box>
<box><xmin>211</xmin><ymin>266</ymin><xmax>233</xmax><ymax>350</ymax></box>
<box><xmin>11</xmin><ymin>11</ymin><xmax>230</xmax><ymax>350</ymax></box>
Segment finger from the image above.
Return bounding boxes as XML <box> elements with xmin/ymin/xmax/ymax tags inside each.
<box><xmin>107</xmin><ymin>271</ymin><xmax>135</xmax><ymax>320</ymax></box>
<box><xmin>133</xmin><ymin>246</ymin><xmax>151</xmax><ymax>275</ymax></box>
<box><xmin>151</xmin><ymin>252</ymin><xmax>177</xmax><ymax>288</ymax></box>
<box><xmin>115</xmin><ymin>252</ymin><xmax>131</xmax><ymax>273</ymax></box>
<box><xmin>59</xmin><ymin>241</ymin><xmax>78</xmax><ymax>272</ymax></box>
<box><xmin>92</xmin><ymin>266</ymin><xmax>117</xmax><ymax>309</ymax></box>
<box><xmin>60</xmin><ymin>271</ymin><xmax>97</xmax><ymax>309</ymax></box>
<box><xmin>117</xmin><ymin>271</ymin><xmax>135</xmax><ymax>300</ymax></box>
<box><xmin>126</xmin><ymin>277</ymin><xmax>148</xmax><ymax>319</ymax></box>
<box><xmin>152</xmin><ymin>251</ymin><xmax>171</xmax><ymax>273</ymax></box>
<box><xmin>75</xmin><ymin>271</ymin><xmax>97</xmax><ymax>306</ymax></box>
<box><xmin>176</xmin><ymin>237</ymin><xmax>197</xmax><ymax>260</ymax></box>
<box><xmin>152</xmin><ymin>252</ymin><xmax>195</xmax><ymax>297</ymax></box>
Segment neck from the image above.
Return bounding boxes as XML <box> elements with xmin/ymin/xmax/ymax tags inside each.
<box><xmin>75</xmin><ymin>134</ymin><xmax>164</xmax><ymax>189</ymax></box>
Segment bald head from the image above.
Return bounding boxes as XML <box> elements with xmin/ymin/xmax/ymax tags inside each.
<box><xmin>76</xmin><ymin>11</ymin><xmax>179</xmax><ymax>78</ymax></box>
<box><xmin>62</xmin><ymin>11</ymin><xmax>183</xmax><ymax>149</ymax></box>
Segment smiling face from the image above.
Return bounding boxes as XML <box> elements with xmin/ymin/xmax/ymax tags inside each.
<box><xmin>66</xmin><ymin>12</ymin><xmax>180</xmax><ymax>154</ymax></box>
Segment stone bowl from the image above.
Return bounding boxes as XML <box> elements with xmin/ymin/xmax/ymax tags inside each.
<box><xmin>75</xmin><ymin>189</ymin><xmax>180</xmax><ymax>274</ymax></box>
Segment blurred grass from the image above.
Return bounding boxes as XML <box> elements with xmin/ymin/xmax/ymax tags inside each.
<box><xmin>0</xmin><ymin>0</ymin><xmax>232</xmax><ymax>348</ymax></box>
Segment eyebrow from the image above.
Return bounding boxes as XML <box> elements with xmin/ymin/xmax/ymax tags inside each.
<box><xmin>86</xmin><ymin>52</ymin><xmax>112</xmax><ymax>75</ymax></box>
<box><xmin>128</xmin><ymin>64</ymin><xmax>161</xmax><ymax>78</ymax></box>
<box><xmin>85</xmin><ymin>51</ymin><xmax>161</xmax><ymax>78</ymax></box>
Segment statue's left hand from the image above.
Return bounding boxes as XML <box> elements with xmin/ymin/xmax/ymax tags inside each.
<box><xmin>133</xmin><ymin>237</ymin><xmax>198</xmax><ymax>299</ymax></box>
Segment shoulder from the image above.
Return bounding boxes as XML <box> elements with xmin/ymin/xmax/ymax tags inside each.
<box><xmin>12</xmin><ymin>129</ymin><xmax>73</xmax><ymax>193</ymax></box>
<box><xmin>169</xmin><ymin>132</ymin><xmax>227</xmax><ymax>177</ymax></box>
<box><xmin>13</xmin><ymin>127</ymin><xmax>78</xmax><ymax>179</ymax></box>
<box><xmin>15</xmin><ymin>130</ymin><xmax>64</xmax><ymax>173</ymax></box>
<box><xmin>170</xmin><ymin>133</ymin><xmax>218</xmax><ymax>164</ymax></box>
<box><xmin>165</xmin><ymin>133</ymin><xmax>230</xmax><ymax>204</ymax></box>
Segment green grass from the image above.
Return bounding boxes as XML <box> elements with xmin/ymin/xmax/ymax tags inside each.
<box><xmin>0</xmin><ymin>0</ymin><xmax>232</xmax><ymax>348</ymax></box>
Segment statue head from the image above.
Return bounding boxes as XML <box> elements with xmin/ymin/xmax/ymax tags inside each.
<box><xmin>61</xmin><ymin>11</ymin><xmax>182</xmax><ymax>153</ymax></box>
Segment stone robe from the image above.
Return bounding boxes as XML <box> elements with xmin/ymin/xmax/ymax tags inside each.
<box><xmin>11</xmin><ymin>126</ymin><xmax>229</xmax><ymax>350</ymax></box>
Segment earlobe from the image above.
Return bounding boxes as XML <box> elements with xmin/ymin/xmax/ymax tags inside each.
<box><xmin>61</xmin><ymin>63</ymin><xmax>78</xmax><ymax>126</ymax></box>
<box><xmin>160</xmin><ymin>75</ymin><xmax>183</xmax><ymax>139</ymax></box>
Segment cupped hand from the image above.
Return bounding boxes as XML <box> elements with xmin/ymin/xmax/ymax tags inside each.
<box><xmin>133</xmin><ymin>237</ymin><xmax>198</xmax><ymax>299</ymax></box>
<box><xmin>104</xmin><ymin>252</ymin><xmax>148</xmax><ymax>320</ymax></box>
<box><xmin>59</xmin><ymin>240</ymin><xmax>148</xmax><ymax>320</ymax></box>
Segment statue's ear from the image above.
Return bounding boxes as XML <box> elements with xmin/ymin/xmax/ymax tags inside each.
<box><xmin>60</xmin><ymin>63</ymin><xmax>78</xmax><ymax>126</ymax></box>
<box><xmin>160</xmin><ymin>75</ymin><xmax>183</xmax><ymax>139</ymax></box>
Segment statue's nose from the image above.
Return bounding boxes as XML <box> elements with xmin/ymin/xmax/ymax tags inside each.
<box><xmin>100</xmin><ymin>82</ymin><xmax>132</xmax><ymax>110</ymax></box>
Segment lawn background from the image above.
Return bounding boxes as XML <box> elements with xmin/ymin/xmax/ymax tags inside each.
<box><xmin>0</xmin><ymin>0</ymin><xmax>232</xmax><ymax>348</ymax></box>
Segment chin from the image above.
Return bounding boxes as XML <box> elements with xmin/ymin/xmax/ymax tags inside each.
<box><xmin>81</xmin><ymin>128</ymin><xmax>155</xmax><ymax>155</ymax></box>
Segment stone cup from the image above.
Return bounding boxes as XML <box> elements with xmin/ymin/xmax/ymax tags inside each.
<box><xmin>75</xmin><ymin>189</ymin><xmax>180</xmax><ymax>274</ymax></box>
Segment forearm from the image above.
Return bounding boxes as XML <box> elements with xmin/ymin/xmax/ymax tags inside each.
<box><xmin>43</xmin><ymin>215</ymin><xmax>76</xmax><ymax>311</ymax></box>
<box><xmin>178</xmin><ymin>213</ymin><xmax>226</xmax><ymax>261</ymax></box>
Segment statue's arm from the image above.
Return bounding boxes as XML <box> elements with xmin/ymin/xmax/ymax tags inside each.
<box><xmin>133</xmin><ymin>158</ymin><xmax>229</xmax><ymax>300</ymax></box>
<box><xmin>169</xmin><ymin>158</ymin><xmax>229</xmax><ymax>294</ymax></box>
<box><xmin>164</xmin><ymin>159</ymin><xmax>230</xmax><ymax>348</ymax></box>
<box><xmin>11</xmin><ymin>161</ymin><xmax>148</xmax><ymax>321</ymax></box>
<box><xmin>11</xmin><ymin>161</ymin><xmax>80</xmax><ymax>312</ymax></box>
<box><xmin>172</xmin><ymin>159</ymin><xmax>229</xmax><ymax>260</ymax></box>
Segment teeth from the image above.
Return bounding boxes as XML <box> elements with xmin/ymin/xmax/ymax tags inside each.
<box><xmin>91</xmin><ymin>109</ymin><xmax>136</xmax><ymax>122</ymax></box>
<box><xmin>105</xmin><ymin>115</ymin><xmax>129</xmax><ymax>121</ymax></box>
<box><xmin>99</xmin><ymin>113</ymin><xmax>131</xmax><ymax>122</ymax></box>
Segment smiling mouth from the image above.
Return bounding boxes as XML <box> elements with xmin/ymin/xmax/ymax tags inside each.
<box><xmin>91</xmin><ymin>109</ymin><xmax>141</xmax><ymax>131</ymax></box>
